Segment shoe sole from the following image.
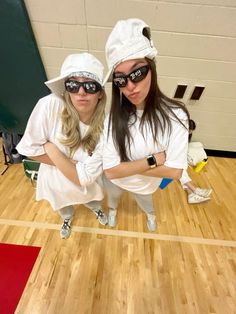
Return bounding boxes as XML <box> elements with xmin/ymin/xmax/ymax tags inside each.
<box><xmin>188</xmin><ymin>197</ymin><xmax>210</xmax><ymax>204</ymax></box>
<box><xmin>60</xmin><ymin>232</ymin><xmax>71</xmax><ymax>239</ymax></box>
<box><xmin>98</xmin><ymin>220</ymin><xmax>108</xmax><ymax>226</ymax></box>
<box><xmin>108</xmin><ymin>221</ymin><xmax>116</xmax><ymax>227</ymax></box>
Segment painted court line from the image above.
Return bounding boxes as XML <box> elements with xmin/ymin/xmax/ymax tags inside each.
<box><xmin>0</xmin><ymin>218</ymin><xmax>236</xmax><ymax>248</ymax></box>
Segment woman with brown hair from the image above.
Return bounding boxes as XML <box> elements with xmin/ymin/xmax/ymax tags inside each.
<box><xmin>102</xmin><ymin>18</ymin><xmax>190</xmax><ymax>231</ymax></box>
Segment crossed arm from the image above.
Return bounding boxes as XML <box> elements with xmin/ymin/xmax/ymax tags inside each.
<box><xmin>104</xmin><ymin>157</ymin><xmax>183</xmax><ymax>180</ymax></box>
<box><xmin>39</xmin><ymin>142</ymin><xmax>170</xmax><ymax>186</ymax></box>
<box><xmin>43</xmin><ymin>142</ymin><xmax>81</xmax><ymax>185</ymax></box>
<box><xmin>38</xmin><ymin>139</ymin><xmax>183</xmax><ymax>186</ymax></box>
<box><xmin>29</xmin><ymin>154</ymin><xmax>54</xmax><ymax>166</ymax></box>
<box><xmin>27</xmin><ymin>144</ymin><xmax>81</xmax><ymax>185</ymax></box>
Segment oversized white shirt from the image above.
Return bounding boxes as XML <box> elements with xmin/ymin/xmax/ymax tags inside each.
<box><xmin>16</xmin><ymin>94</ymin><xmax>103</xmax><ymax>210</ymax></box>
<box><xmin>54</xmin><ymin>106</ymin><xmax>189</xmax><ymax>195</ymax></box>
<box><xmin>102</xmin><ymin>108</ymin><xmax>189</xmax><ymax>194</ymax></box>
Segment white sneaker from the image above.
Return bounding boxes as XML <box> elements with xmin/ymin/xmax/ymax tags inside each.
<box><xmin>188</xmin><ymin>193</ymin><xmax>210</xmax><ymax>204</ymax></box>
<box><xmin>108</xmin><ymin>209</ymin><xmax>117</xmax><ymax>227</ymax></box>
<box><xmin>147</xmin><ymin>214</ymin><xmax>157</xmax><ymax>232</ymax></box>
<box><xmin>194</xmin><ymin>188</ymin><xmax>212</xmax><ymax>198</ymax></box>
<box><xmin>60</xmin><ymin>218</ymin><xmax>72</xmax><ymax>239</ymax></box>
<box><xmin>94</xmin><ymin>208</ymin><xmax>108</xmax><ymax>225</ymax></box>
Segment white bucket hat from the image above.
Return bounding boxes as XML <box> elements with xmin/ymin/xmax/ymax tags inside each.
<box><xmin>104</xmin><ymin>18</ymin><xmax>158</xmax><ymax>84</ymax></box>
<box><xmin>45</xmin><ymin>53</ymin><xmax>104</xmax><ymax>95</ymax></box>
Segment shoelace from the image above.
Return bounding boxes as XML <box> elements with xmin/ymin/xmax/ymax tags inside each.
<box><xmin>62</xmin><ymin>219</ymin><xmax>71</xmax><ymax>230</ymax></box>
<box><xmin>95</xmin><ymin>209</ymin><xmax>104</xmax><ymax>218</ymax></box>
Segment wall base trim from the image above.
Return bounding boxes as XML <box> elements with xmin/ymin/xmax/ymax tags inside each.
<box><xmin>205</xmin><ymin>149</ymin><xmax>236</xmax><ymax>158</ymax></box>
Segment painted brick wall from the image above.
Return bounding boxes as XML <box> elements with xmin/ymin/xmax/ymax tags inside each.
<box><xmin>24</xmin><ymin>0</ymin><xmax>236</xmax><ymax>151</ymax></box>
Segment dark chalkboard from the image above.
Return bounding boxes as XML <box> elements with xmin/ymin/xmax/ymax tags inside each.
<box><xmin>0</xmin><ymin>0</ymin><xmax>50</xmax><ymax>134</ymax></box>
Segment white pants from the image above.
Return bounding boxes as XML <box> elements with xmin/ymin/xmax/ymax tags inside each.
<box><xmin>58</xmin><ymin>200</ymin><xmax>102</xmax><ymax>220</ymax></box>
<box><xmin>103</xmin><ymin>176</ymin><xmax>155</xmax><ymax>215</ymax></box>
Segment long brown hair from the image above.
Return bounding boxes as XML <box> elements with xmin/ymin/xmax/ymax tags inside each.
<box><xmin>108</xmin><ymin>58</ymin><xmax>190</xmax><ymax>161</ymax></box>
<box><xmin>60</xmin><ymin>91</ymin><xmax>106</xmax><ymax>157</ymax></box>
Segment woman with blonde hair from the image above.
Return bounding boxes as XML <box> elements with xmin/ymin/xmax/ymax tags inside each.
<box><xmin>17</xmin><ymin>53</ymin><xmax>108</xmax><ymax>239</ymax></box>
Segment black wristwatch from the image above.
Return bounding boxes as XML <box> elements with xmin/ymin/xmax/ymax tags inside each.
<box><xmin>146</xmin><ymin>154</ymin><xmax>157</xmax><ymax>168</ymax></box>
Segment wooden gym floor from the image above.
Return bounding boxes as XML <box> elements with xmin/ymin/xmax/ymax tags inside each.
<box><xmin>0</xmin><ymin>148</ymin><xmax>235</xmax><ymax>313</ymax></box>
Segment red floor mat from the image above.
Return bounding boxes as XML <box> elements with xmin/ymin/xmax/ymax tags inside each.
<box><xmin>0</xmin><ymin>243</ymin><xmax>41</xmax><ymax>314</ymax></box>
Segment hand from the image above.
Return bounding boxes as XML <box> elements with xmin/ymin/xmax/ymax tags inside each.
<box><xmin>154</xmin><ymin>151</ymin><xmax>166</xmax><ymax>166</ymax></box>
<box><xmin>70</xmin><ymin>159</ymin><xmax>78</xmax><ymax>165</ymax></box>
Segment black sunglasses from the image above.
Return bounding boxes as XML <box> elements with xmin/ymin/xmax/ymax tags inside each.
<box><xmin>113</xmin><ymin>64</ymin><xmax>150</xmax><ymax>88</ymax></box>
<box><xmin>65</xmin><ymin>79</ymin><xmax>102</xmax><ymax>94</ymax></box>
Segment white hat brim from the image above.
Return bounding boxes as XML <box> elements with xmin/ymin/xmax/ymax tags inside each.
<box><xmin>103</xmin><ymin>68</ymin><xmax>113</xmax><ymax>85</ymax></box>
<box><xmin>45</xmin><ymin>74</ymin><xmax>69</xmax><ymax>95</ymax></box>
<box><xmin>103</xmin><ymin>49</ymin><xmax>157</xmax><ymax>86</ymax></box>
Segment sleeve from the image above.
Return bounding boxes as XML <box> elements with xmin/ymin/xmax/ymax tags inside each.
<box><xmin>75</xmin><ymin>137</ymin><xmax>104</xmax><ymax>186</ymax></box>
<box><xmin>164</xmin><ymin>108</ymin><xmax>189</xmax><ymax>170</ymax></box>
<box><xmin>102</xmin><ymin>117</ymin><xmax>121</xmax><ymax>170</ymax></box>
<box><xmin>16</xmin><ymin>97</ymin><xmax>51</xmax><ymax>157</ymax></box>
<box><xmin>76</xmin><ymin>116</ymin><xmax>122</xmax><ymax>186</ymax></box>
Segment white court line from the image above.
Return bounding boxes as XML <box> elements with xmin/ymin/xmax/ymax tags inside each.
<box><xmin>0</xmin><ymin>218</ymin><xmax>236</xmax><ymax>248</ymax></box>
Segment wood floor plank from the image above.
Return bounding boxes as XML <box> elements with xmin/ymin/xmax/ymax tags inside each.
<box><xmin>1</xmin><ymin>218</ymin><xmax>236</xmax><ymax>247</ymax></box>
<box><xmin>1</xmin><ymin>226</ymin><xmax>234</xmax><ymax>314</ymax></box>
<box><xmin>0</xmin><ymin>152</ymin><xmax>236</xmax><ymax>313</ymax></box>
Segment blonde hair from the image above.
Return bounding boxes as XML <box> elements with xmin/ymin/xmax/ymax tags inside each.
<box><xmin>60</xmin><ymin>91</ymin><xmax>106</xmax><ymax>157</ymax></box>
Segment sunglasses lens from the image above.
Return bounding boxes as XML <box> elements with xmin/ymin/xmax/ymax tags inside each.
<box><xmin>65</xmin><ymin>80</ymin><xmax>80</xmax><ymax>93</ymax></box>
<box><xmin>65</xmin><ymin>80</ymin><xmax>101</xmax><ymax>94</ymax></box>
<box><xmin>113</xmin><ymin>65</ymin><xmax>150</xmax><ymax>88</ymax></box>
<box><xmin>113</xmin><ymin>76</ymin><xmax>127</xmax><ymax>88</ymax></box>
<box><xmin>83</xmin><ymin>82</ymin><xmax>101</xmax><ymax>94</ymax></box>
<box><xmin>129</xmin><ymin>65</ymin><xmax>150</xmax><ymax>83</ymax></box>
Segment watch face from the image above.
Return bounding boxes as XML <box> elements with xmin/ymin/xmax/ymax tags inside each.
<box><xmin>147</xmin><ymin>155</ymin><xmax>156</xmax><ymax>167</ymax></box>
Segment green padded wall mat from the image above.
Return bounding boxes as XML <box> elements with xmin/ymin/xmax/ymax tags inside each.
<box><xmin>0</xmin><ymin>0</ymin><xmax>50</xmax><ymax>134</ymax></box>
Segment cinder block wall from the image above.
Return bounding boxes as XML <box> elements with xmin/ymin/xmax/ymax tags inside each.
<box><xmin>24</xmin><ymin>0</ymin><xmax>236</xmax><ymax>152</ymax></box>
